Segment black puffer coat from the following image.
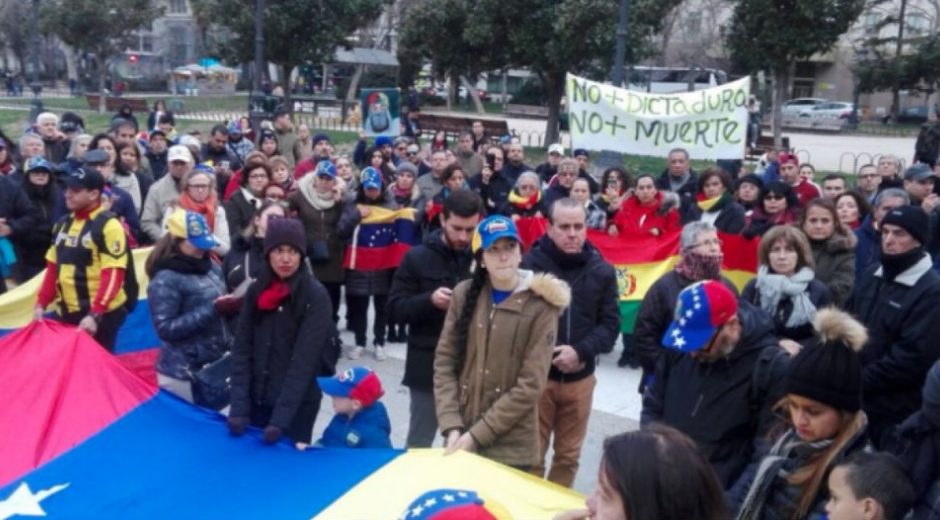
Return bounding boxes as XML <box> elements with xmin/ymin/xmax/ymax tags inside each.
<box><xmin>387</xmin><ymin>230</ymin><xmax>473</xmax><ymax>390</ymax></box>
<box><xmin>289</xmin><ymin>190</ymin><xmax>346</xmax><ymax>284</ymax></box>
<box><xmin>641</xmin><ymin>301</ymin><xmax>789</xmax><ymax>489</ymax></box>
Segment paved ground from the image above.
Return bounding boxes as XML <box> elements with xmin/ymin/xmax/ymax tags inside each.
<box><xmin>312</xmin><ymin>306</ymin><xmax>642</xmax><ymax>497</ymax></box>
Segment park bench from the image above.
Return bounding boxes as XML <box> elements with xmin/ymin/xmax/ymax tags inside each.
<box><xmin>504</xmin><ymin>104</ymin><xmax>550</xmax><ymax>119</ymax></box>
<box><xmin>420</xmin><ymin>113</ymin><xmax>509</xmax><ymax>140</ymax></box>
<box><xmin>84</xmin><ymin>95</ymin><xmax>149</xmax><ymax>113</ymax></box>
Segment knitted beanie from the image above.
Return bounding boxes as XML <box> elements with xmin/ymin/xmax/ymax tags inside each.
<box><xmin>881</xmin><ymin>206</ymin><xmax>929</xmax><ymax>246</ymax></box>
<box><xmin>263</xmin><ymin>217</ymin><xmax>307</xmax><ymax>257</ymax></box>
<box><xmin>786</xmin><ymin>308</ymin><xmax>868</xmax><ymax>412</ymax></box>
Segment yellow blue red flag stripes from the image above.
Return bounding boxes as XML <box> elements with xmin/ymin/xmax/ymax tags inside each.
<box><xmin>343</xmin><ymin>206</ymin><xmax>421</xmax><ymax>270</ymax></box>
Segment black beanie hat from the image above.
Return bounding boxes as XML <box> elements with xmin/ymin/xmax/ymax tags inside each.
<box><xmin>881</xmin><ymin>206</ymin><xmax>929</xmax><ymax>246</ymax></box>
<box><xmin>263</xmin><ymin>217</ymin><xmax>307</xmax><ymax>257</ymax></box>
<box><xmin>786</xmin><ymin>308</ymin><xmax>868</xmax><ymax>412</ymax></box>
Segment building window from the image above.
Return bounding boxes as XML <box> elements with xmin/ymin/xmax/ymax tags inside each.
<box><xmin>141</xmin><ymin>34</ymin><xmax>154</xmax><ymax>53</ymax></box>
<box><xmin>169</xmin><ymin>0</ymin><xmax>187</xmax><ymax>14</ymax></box>
<box><xmin>907</xmin><ymin>13</ymin><xmax>928</xmax><ymax>35</ymax></box>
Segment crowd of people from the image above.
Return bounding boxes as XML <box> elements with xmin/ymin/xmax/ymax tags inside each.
<box><xmin>2</xmin><ymin>102</ymin><xmax>940</xmax><ymax>520</ymax></box>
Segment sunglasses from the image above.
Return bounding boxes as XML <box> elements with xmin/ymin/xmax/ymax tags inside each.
<box><xmin>406</xmin><ymin>151</ymin><xmax>419</xmax><ymax>157</ymax></box>
<box><xmin>764</xmin><ymin>194</ymin><xmax>785</xmax><ymax>201</ymax></box>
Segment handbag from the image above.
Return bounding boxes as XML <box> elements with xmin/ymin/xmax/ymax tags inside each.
<box><xmin>192</xmin><ymin>353</ymin><xmax>232</xmax><ymax>411</ymax></box>
<box><xmin>308</xmin><ymin>240</ymin><xmax>330</xmax><ymax>264</ymax></box>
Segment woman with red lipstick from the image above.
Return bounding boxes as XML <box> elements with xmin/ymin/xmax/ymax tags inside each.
<box><xmin>728</xmin><ymin>308</ymin><xmax>870</xmax><ymax>520</ymax></box>
<box><xmin>228</xmin><ymin>217</ymin><xmax>338</xmax><ymax>446</ymax></box>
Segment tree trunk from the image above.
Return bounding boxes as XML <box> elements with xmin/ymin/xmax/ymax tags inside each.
<box><xmin>459</xmin><ymin>75</ymin><xmax>484</xmax><ymax>114</ymax></box>
<box><xmin>278</xmin><ymin>63</ymin><xmax>293</xmax><ymax>114</ymax></box>
<box><xmin>772</xmin><ymin>65</ymin><xmax>788</xmax><ymax>150</ymax></box>
<box><xmin>501</xmin><ymin>69</ymin><xmax>508</xmax><ymax>109</ymax></box>
<box><xmin>345</xmin><ymin>64</ymin><xmax>363</xmax><ymax>107</ymax></box>
<box><xmin>62</xmin><ymin>43</ymin><xmax>78</xmax><ymax>86</ymax></box>
<box><xmin>543</xmin><ymin>71</ymin><xmax>565</xmax><ymax>147</ymax></box>
<box><xmin>891</xmin><ymin>0</ymin><xmax>908</xmax><ymax>122</ymax></box>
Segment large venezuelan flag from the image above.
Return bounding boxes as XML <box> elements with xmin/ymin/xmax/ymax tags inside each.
<box><xmin>0</xmin><ymin>248</ymin><xmax>160</xmax><ymax>382</ymax></box>
<box><xmin>0</xmin><ymin>321</ymin><xmax>584</xmax><ymax>519</ymax></box>
<box><xmin>343</xmin><ymin>206</ymin><xmax>421</xmax><ymax>271</ymax></box>
<box><xmin>514</xmin><ymin>217</ymin><xmax>759</xmax><ymax>333</ymax></box>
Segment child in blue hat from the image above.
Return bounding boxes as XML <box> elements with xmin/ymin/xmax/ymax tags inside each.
<box><xmin>313</xmin><ymin>366</ymin><xmax>392</xmax><ymax>449</ymax></box>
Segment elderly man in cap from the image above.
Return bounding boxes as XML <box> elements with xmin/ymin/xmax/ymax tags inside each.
<box><xmin>141</xmin><ymin>144</ymin><xmax>194</xmax><ymax>242</ymax></box>
<box><xmin>33</xmin><ymin>166</ymin><xmax>130</xmax><ymax>351</ymax></box>
<box><xmin>848</xmin><ymin>205</ymin><xmax>940</xmax><ymax>448</ymax></box>
<box><xmin>146</xmin><ymin>129</ymin><xmax>170</xmax><ymax>181</ymax></box>
<box><xmin>903</xmin><ymin>163</ymin><xmax>938</xmax><ymax>210</ymax></box>
<box><xmin>641</xmin><ymin>280</ymin><xmax>789</xmax><ymax>488</ymax></box>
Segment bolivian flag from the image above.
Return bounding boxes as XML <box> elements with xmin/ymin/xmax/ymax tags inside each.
<box><xmin>514</xmin><ymin>217</ymin><xmax>759</xmax><ymax>333</ymax></box>
<box><xmin>343</xmin><ymin>206</ymin><xmax>421</xmax><ymax>271</ymax></box>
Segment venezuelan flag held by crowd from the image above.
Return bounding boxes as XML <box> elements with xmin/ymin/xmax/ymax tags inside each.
<box><xmin>343</xmin><ymin>206</ymin><xmax>421</xmax><ymax>271</ymax></box>
<box><xmin>0</xmin><ymin>219</ymin><xmax>759</xmax><ymax>518</ymax></box>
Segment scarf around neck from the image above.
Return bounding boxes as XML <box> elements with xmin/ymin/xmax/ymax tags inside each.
<box><xmin>179</xmin><ymin>191</ymin><xmax>218</xmax><ymax>232</ymax></box>
<box><xmin>697</xmin><ymin>191</ymin><xmax>731</xmax><ymax>212</ymax></box>
<box><xmin>674</xmin><ymin>251</ymin><xmax>723</xmax><ymax>281</ymax></box>
<box><xmin>508</xmin><ymin>188</ymin><xmax>541</xmax><ymax>210</ymax></box>
<box><xmin>257</xmin><ymin>278</ymin><xmax>290</xmax><ymax>310</ymax></box>
<box><xmin>755</xmin><ymin>265</ymin><xmax>817</xmax><ymax>328</ymax></box>
<box><xmin>298</xmin><ymin>173</ymin><xmax>335</xmax><ymax>211</ymax></box>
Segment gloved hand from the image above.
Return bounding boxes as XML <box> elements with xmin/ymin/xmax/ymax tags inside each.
<box><xmin>227</xmin><ymin>416</ymin><xmax>248</xmax><ymax>437</ymax></box>
<box><xmin>263</xmin><ymin>425</ymin><xmax>283</xmax><ymax>444</ymax></box>
<box><xmin>214</xmin><ymin>295</ymin><xmax>244</xmax><ymax>316</ymax></box>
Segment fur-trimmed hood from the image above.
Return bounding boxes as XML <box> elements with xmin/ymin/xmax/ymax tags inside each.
<box><xmin>819</xmin><ymin>225</ymin><xmax>858</xmax><ymax>254</ymax></box>
<box><xmin>813</xmin><ymin>307</ymin><xmax>867</xmax><ymax>352</ymax></box>
<box><xmin>515</xmin><ymin>269</ymin><xmax>571</xmax><ymax>310</ymax></box>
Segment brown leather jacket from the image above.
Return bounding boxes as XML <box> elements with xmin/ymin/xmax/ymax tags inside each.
<box><xmin>434</xmin><ymin>270</ymin><xmax>570</xmax><ymax>466</ymax></box>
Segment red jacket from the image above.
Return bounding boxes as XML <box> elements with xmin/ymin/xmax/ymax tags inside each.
<box><xmin>611</xmin><ymin>192</ymin><xmax>681</xmax><ymax>237</ymax></box>
<box><xmin>792</xmin><ymin>180</ymin><xmax>821</xmax><ymax>208</ymax></box>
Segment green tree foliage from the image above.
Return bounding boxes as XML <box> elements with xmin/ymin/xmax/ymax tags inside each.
<box><xmin>40</xmin><ymin>0</ymin><xmax>162</xmax><ymax>112</ymax></box>
<box><xmin>400</xmin><ymin>0</ymin><xmax>680</xmax><ymax>145</ymax></box>
<box><xmin>194</xmin><ymin>0</ymin><xmax>391</xmax><ymax>112</ymax></box>
<box><xmin>726</xmin><ymin>0</ymin><xmax>865</xmax><ymax>145</ymax></box>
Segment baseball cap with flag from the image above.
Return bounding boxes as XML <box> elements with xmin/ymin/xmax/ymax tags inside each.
<box><xmin>361</xmin><ymin>166</ymin><xmax>382</xmax><ymax>189</ymax></box>
<box><xmin>399</xmin><ymin>489</ymin><xmax>511</xmax><ymax>520</ymax></box>
<box><xmin>315</xmin><ymin>160</ymin><xmax>336</xmax><ymax>179</ymax></box>
<box><xmin>165</xmin><ymin>209</ymin><xmax>220</xmax><ymax>251</ymax></box>
<box><xmin>662</xmin><ymin>280</ymin><xmax>738</xmax><ymax>353</ymax></box>
<box><xmin>471</xmin><ymin>215</ymin><xmax>519</xmax><ymax>253</ymax></box>
<box><xmin>317</xmin><ymin>366</ymin><xmax>384</xmax><ymax>408</ymax></box>
<box><xmin>25</xmin><ymin>156</ymin><xmax>52</xmax><ymax>173</ymax></box>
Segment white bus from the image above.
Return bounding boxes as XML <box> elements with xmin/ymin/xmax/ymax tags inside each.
<box><xmin>626</xmin><ymin>66</ymin><xmax>728</xmax><ymax>94</ymax></box>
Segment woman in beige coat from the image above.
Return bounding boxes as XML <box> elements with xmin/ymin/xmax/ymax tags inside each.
<box><xmin>434</xmin><ymin>214</ymin><xmax>570</xmax><ymax>468</ymax></box>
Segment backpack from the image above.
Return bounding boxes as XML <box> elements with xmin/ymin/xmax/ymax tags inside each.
<box><xmin>915</xmin><ymin>122</ymin><xmax>940</xmax><ymax>165</ymax></box>
<box><xmin>55</xmin><ymin>210</ymin><xmax>139</xmax><ymax>313</ymax></box>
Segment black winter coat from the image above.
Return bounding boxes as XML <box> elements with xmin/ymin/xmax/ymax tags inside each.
<box><xmin>656</xmin><ymin>169</ymin><xmax>698</xmax><ymax>223</ymax></box>
<box><xmin>289</xmin><ymin>192</ymin><xmax>346</xmax><ymax>284</ymax></box>
<box><xmin>521</xmin><ymin>236</ymin><xmax>621</xmax><ymax>382</ymax></box>
<box><xmin>848</xmin><ymin>255</ymin><xmax>940</xmax><ymax>447</ymax></box>
<box><xmin>387</xmin><ymin>230</ymin><xmax>473</xmax><ymax>390</ymax></box>
<box><xmin>641</xmin><ymin>301</ymin><xmax>789</xmax><ymax>489</ymax></box>
<box><xmin>741</xmin><ymin>276</ymin><xmax>832</xmax><ymax>344</ymax></box>
<box><xmin>337</xmin><ymin>195</ymin><xmax>396</xmax><ymax>296</ymax></box>
<box><xmin>230</xmin><ymin>270</ymin><xmax>336</xmax><ymax>431</ymax></box>
<box><xmin>221</xmin><ymin>235</ymin><xmax>265</xmax><ymax>292</ymax></box>
<box><xmin>0</xmin><ymin>175</ymin><xmax>37</xmax><ymax>290</ymax></box>
<box><xmin>16</xmin><ymin>180</ymin><xmax>57</xmax><ymax>281</ymax></box>
<box><xmin>468</xmin><ymin>171</ymin><xmax>513</xmax><ymax>215</ymax></box>
<box><xmin>633</xmin><ymin>270</ymin><xmax>739</xmax><ymax>376</ymax></box>
<box><xmin>223</xmin><ymin>189</ymin><xmax>257</xmax><ymax>243</ymax></box>
<box><xmin>691</xmin><ymin>200</ymin><xmax>747</xmax><ymax>234</ymax></box>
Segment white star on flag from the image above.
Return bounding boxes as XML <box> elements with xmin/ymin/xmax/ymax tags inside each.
<box><xmin>424</xmin><ymin>498</ymin><xmax>437</xmax><ymax>508</ymax></box>
<box><xmin>674</xmin><ymin>336</ymin><xmax>686</xmax><ymax>348</ymax></box>
<box><xmin>0</xmin><ymin>482</ymin><xmax>69</xmax><ymax>520</ymax></box>
<box><xmin>694</xmin><ymin>303</ymin><xmax>701</xmax><ymax>310</ymax></box>
<box><xmin>679</xmin><ymin>318</ymin><xmax>686</xmax><ymax>326</ymax></box>
<box><xmin>411</xmin><ymin>505</ymin><xmax>424</xmax><ymax>517</ymax></box>
<box><xmin>442</xmin><ymin>494</ymin><xmax>455</xmax><ymax>502</ymax></box>
<box><xmin>685</xmin><ymin>310</ymin><xmax>693</xmax><ymax>318</ymax></box>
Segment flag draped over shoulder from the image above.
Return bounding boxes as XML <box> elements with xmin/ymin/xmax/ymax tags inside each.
<box><xmin>514</xmin><ymin>216</ymin><xmax>760</xmax><ymax>333</ymax></box>
<box><xmin>343</xmin><ymin>206</ymin><xmax>421</xmax><ymax>271</ymax></box>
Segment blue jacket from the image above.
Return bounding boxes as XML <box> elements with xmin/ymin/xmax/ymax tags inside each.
<box><xmin>854</xmin><ymin>215</ymin><xmax>880</xmax><ymax>286</ymax></box>
<box><xmin>147</xmin><ymin>258</ymin><xmax>232</xmax><ymax>380</ymax></box>
<box><xmin>316</xmin><ymin>401</ymin><xmax>392</xmax><ymax>449</ymax></box>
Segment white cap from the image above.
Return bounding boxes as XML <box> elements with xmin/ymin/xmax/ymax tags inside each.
<box><xmin>178</xmin><ymin>134</ymin><xmax>201</xmax><ymax>149</ymax></box>
<box><xmin>548</xmin><ymin>143</ymin><xmax>564</xmax><ymax>156</ymax></box>
<box><xmin>168</xmin><ymin>145</ymin><xmax>193</xmax><ymax>163</ymax></box>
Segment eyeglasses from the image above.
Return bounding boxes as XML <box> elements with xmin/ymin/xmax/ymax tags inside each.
<box><xmin>396</xmin><ymin>146</ymin><xmax>407</xmax><ymax>151</ymax></box>
<box><xmin>687</xmin><ymin>238</ymin><xmax>722</xmax><ymax>249</ymax></box>
<box><xmin>859</xmin><ymin>174</ymin><xmax>878</xmax><ymax>179</ymax></box>
<box><xmin>764</xmin><ymin>194</ymin><xmax>785</xmax><ymax>201</ymax></box>
<box><xmin>188</xmin><ymin>184</ymin><xmax>211</xmax><ymax>190</ymax></box>
<box><xmin>265</xmin><ymin>194</ymin><xmax>285</xmax><ymax>201</ymax></box>
<box><xmin>248</xmin><ymin>174</ymin><xmax>269</xmax><ymax>180</ymax></box>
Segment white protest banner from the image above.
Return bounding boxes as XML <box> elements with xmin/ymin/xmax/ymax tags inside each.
<box><xmin>566</xmin><ymin>74</ymin><xmax>750</xmax><ymax>160</ymax></box>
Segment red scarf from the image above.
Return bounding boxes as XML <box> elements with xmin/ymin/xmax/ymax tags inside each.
<box><xmin>257</xmin><ymin>279</ymin><xmax>290</xmax><ymax>310</ymax></box>
<box><xmin>179</xmin><ymin>191</ymin><xmax>218</xmax><ymax>232</ymax></box>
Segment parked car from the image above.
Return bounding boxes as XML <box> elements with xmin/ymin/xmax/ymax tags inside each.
<box><xmin>782</xmin><ymin>97</ymin><xmax>828</xmax><ymax>116</ymax></box>
<box><xmin>798</xmin><ymin>101</ymin><xmax>855</xmax><ymax>119</ymax></box>
<box><xmin>894</xmin><ymin>105</ymin><xmax>936</xmax><ymax>125</ymax></box>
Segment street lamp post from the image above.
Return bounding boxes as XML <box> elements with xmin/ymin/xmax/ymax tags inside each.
<box><xmin>850</xmin><ymin>47</ymin><xmax>869</xmax><ymax>130</ymax></box>
<box><xmin>610</xmin><ymin>0</ymin><xmax>630</xmax><ymax>87</ymax></box>
<box><xmin>29</xmin><ymin>0</ymin><xmax>43</xmax><ymax>123</ymax></box>
<box><xmin>248</xmin><ymin>0</ymin><xmax>267</xmax><ymax>137</ymax></box>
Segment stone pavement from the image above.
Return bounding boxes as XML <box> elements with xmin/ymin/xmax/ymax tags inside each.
<box><xmin>313</xmin><ymin>314</ymin><xmax>642</xmax><ymax>496</ymax></box>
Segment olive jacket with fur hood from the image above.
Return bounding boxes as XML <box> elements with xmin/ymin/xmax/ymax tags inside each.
<box><xmin>809</xmin><ymin>225</ymin><xmax>857</xmax><ymax>308</ymax></box>
<box><xmin>434</xmin><ymin>270</ymin><xmax>571</xmax><ymax>467</ymax></box>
